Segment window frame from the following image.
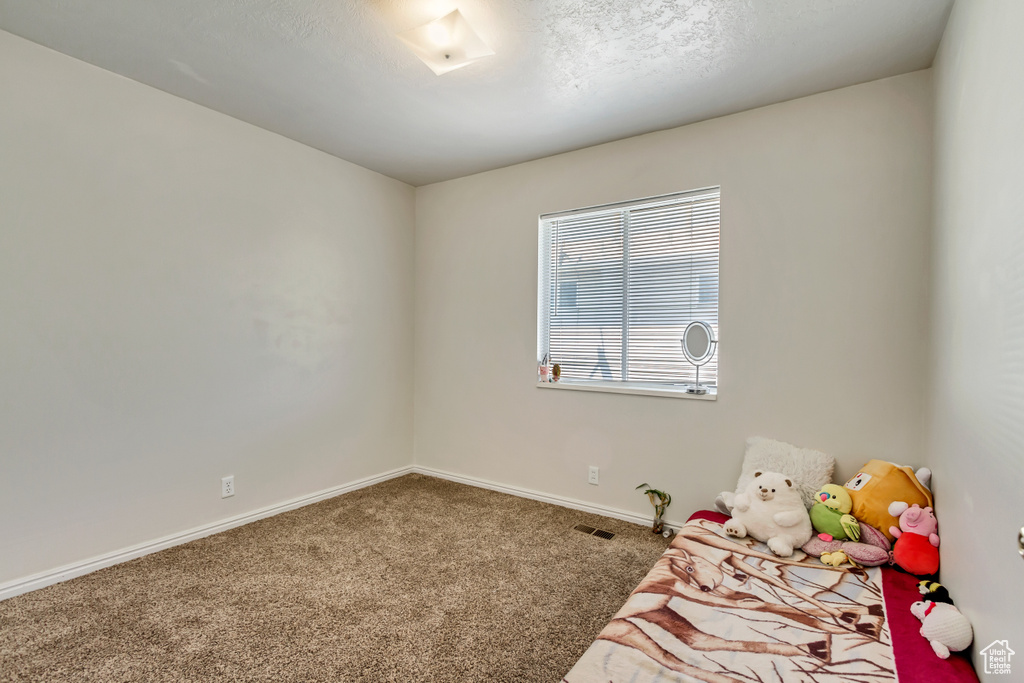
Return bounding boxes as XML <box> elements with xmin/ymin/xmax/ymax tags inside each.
<box><xmin>536</xmin><ymin>187</ymin><xmax>720</xmax><ymax>399</ymax></box>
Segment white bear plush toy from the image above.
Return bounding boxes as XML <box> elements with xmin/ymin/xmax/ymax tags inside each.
<box><xmin>724</xmin><ymin>471</ymin><xmax>813</xmax><ymax>557</ymax></box>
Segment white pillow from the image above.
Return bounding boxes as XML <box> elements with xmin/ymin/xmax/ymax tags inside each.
<box><xmin>723</xmin><ymin>437</ymin><xmax>836</xmax><ymax>511</ymax></box>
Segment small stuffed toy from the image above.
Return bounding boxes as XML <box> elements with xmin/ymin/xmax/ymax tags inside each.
<box><xmin>809</xmin><ymin>484</ymin><xmax>861</xmax><ymax>542</ymax></box>
<box><xmin>724</xmin><ymin>471</ymin><xmax>813</xmax><ymax>557</ymax></box>
<box><xmin>918</xmin><ymin>580</ymin><xmax>954</xmax><ymax>605</ymax></box>
<box><xmin>802</xmin><ymin>519</ymin><xmax>892</xmax><ymax>567</ymax></box>
<box><xmin>889</xmin><ymin>502</ymin><xmax>940</xmax><ymax>575</ymax></box>
<box><xmin>911</xmin><ymin>600</ymin><xmax>973</xmax><ymax>659</ymax></box>
<box><xmin>819</xmin><ymin>550</ymin><xmax>849</xmax><ymax>567</ymax></box>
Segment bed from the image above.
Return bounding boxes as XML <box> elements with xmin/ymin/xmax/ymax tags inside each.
<box><xmin>563</xmin><ymin>511</ymin><xmax>979</xmax><ymax>683</ymax></box>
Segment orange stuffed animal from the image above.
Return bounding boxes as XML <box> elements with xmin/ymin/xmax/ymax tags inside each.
<box><xmin>843</xmin><ymin>460</ymin><xmax>932</xmax><ymax>542</ymax></box>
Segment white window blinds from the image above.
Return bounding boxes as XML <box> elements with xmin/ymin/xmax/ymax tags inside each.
<box><xmin>538</xmin><ymin>187</ymin><xmax>720</xmax><ymax>387</ymax></box>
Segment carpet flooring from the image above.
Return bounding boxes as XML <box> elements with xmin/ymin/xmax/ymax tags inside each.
<box><xmin>1</xmin><ymin>473</ymin><xmax>670</xmax><ymax>682</ymax></box>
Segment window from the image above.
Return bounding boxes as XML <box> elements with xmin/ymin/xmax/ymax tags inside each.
<box><xmin>537</xmin><ymin>187</ymin><xmax>720</xmax><ymax>394</ymax></box>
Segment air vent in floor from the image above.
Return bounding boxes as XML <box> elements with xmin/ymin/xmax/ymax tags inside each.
<box><xmin>573</xmin><ymin>524</ymin><xmax>615</xmax><ymax>540</ymax></box>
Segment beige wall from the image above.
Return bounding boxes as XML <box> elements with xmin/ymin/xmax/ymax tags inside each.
<box><xmin>930</xmin><ymin>0</ymin><xmax>1024</xmax><ymax>667</ymax></box>
<box><xmin>0</xmin><ymin>31</ymin><xmax>415</xmax><ymax>584</ymax></box>
<box><xmin>2</xmin><ymin>24</ymin><xmax>943</xmax><ymax>601</ymax></box>
<box><xmin>414</xmin><ymin>71</ymin><xmax>934</xmax><ymax>521</ymax></box>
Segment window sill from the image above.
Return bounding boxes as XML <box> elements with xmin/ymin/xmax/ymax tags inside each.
<box><xmin>535</xmin><ymin>380</ymin><xmax>717</xmax><ymax>400</ymax></box>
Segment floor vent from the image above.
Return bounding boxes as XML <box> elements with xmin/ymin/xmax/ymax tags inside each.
<box><xmin>573</xmin><ymin>524</ymin><xmax>615</xmax><ymax>540</ymax></box>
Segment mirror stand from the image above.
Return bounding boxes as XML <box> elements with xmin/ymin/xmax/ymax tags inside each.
<box><xmin>680</xmin><ymin>320</ymin><xmax>717</xmax><ymax>395</ymax></box>
<box><xmin>686</xmin><ymin>365</ymin><xmax>708</xmax><ymax>395</ymax></box>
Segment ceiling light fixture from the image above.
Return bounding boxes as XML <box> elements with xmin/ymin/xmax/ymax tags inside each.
<box><xmin>397</xmin><ymin>9</ymin><xmax>494</xmax><ymax>76</ymax></box>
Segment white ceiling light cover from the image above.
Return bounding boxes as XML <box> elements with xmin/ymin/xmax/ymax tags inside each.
<box><xmin>397</xmin><ymin>9</ymin><xmax>494</xmax><ymax>76</ymax></box>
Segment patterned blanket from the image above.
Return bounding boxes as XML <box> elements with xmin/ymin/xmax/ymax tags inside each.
<box><xmin>563</xmin><ymin>517</ymin><xmax>894</xmax><ymax>683</ymax></box>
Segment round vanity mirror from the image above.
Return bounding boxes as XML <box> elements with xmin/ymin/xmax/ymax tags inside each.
<box><xmin>680</xmin><ymin>321</ymin><xmax>717</xmax><ymax>395</ymax></box>
<box><xmin>681</xmin><ymin>321</ymin><xmax>715</xmax><ymax>365</ymax></box>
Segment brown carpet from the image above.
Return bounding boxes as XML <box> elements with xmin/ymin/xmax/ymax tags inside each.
<box><xmin>0</xmin><ymin>473</ymin><xmax>669</xmax><ymax>682</ymax></box>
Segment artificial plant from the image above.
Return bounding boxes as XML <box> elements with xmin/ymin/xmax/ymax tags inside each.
<box><xmin>636</xmin><ymin>483</ymin><xmax>672</xmax><ymax>534</ymax></box>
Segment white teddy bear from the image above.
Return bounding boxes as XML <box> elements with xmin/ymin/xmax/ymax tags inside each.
<box><xmin>723</xmin><ymin>471</ymin><xmax>813</xmax><ymax>557</ymax></box>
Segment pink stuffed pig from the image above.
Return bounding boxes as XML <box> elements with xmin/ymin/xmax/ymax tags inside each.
<box><xmin>888</xmin><ymin>502</ymin><xmax>940</xmax><ymax>575</ymax></box>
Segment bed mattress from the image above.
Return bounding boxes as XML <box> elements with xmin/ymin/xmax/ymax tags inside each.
<box><xmin>563</xmin><ymin>511</ymin><xmax>978</xmax><ymax>683</ymax></box>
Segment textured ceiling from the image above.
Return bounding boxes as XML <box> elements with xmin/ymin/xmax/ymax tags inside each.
<box><xmin>0</xmin><ymin>0</ymin><xmax>953</xmax><ymax>186</ymax></box>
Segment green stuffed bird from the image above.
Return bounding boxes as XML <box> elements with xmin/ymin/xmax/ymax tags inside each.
<box><xmin>809</xmin><ymin>484</ymin><xmax>862</xmax><ymax>542</ymax></box>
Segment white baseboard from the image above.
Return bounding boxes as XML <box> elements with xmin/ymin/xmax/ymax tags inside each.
<box><xmin>411</xmin><ymin>465</ymin><xmax>684</xmax><ymax>531</ymax></box>
<box><xmin>0</xmin><ymin>465</ymin><xmax>414</xmax><ymax>602</ymax></box>
<box><xmin>3</xmin><ymin>464</ymin><xmax>681</xmax><ymax>602</ymax></box>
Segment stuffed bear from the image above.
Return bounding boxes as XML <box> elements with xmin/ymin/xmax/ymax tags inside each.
<box><xmin>724</xmin><ymin>471</ymin><xmax>813</xmax><ymax>557</ymax></box>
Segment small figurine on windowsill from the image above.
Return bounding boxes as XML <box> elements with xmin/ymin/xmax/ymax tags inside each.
<box><xmin>552</xmin><ymin>363</ymin><xmax>561</xmax><ymax>382</ymax></box>
<box><xmin>637</xmin><ymin>483</ymin><xmax>672</xmax><ymax>535</ymax></box>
